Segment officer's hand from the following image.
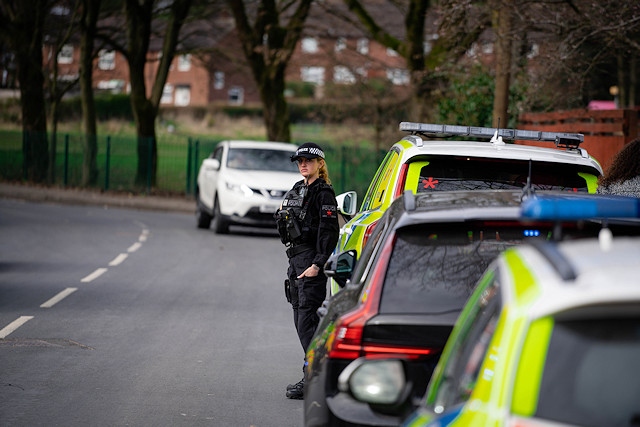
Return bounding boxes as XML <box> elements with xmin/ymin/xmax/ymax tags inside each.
<box><xmin>297</xmin><ymin>264</ymin><xmax>320</xmax><ymax>279</ymax></box>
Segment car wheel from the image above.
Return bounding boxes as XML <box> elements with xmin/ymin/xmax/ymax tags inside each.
<box><xmin>196</xmin><ymin>191</ymin><xmax>212</xmax><ymax>229</ymax></box>
<box><xmin>212</xmin><ymin>196</ymin><xmax>230</xmax><ymax>234</ymax></box>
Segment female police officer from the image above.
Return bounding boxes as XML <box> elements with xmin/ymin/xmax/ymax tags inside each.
<box><xmin>275</xmin><ymin>142</ymin><xmax>339</xmax><ymax>399</ymax></box>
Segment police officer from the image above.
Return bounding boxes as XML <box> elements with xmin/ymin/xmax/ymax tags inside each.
<box><xmin>275</xmin><ymin>142</ymin><xmax>339</xmax><ymax>400</ymax></box>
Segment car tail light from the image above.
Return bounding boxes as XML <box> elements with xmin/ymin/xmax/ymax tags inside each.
<box><xmin>393</xmin><ymin>163</ymin><xmax>409</xmax><ymax>199</ymax></box>
<box><xmin>326</xmin><ymin>234</ymin><xmax>438</xmax><ymax>360</ymax></box>
<box><xmin>361</xmin><ymin>220</ymin><xmax>379</xmax><ymax>248</ymax></box>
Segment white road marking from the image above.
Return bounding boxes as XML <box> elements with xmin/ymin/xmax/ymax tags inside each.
<box><xmin>81</xmin><ymin>268</ymin><xmax>108</xmax><ymax>283</ymax></box>
<box><xmin>127</xmin><ymin>242</ymin><xmax>142</xmax><ymax>253</ymax></box>
<box><xmin>0</xmin><ymin>316</ymin><xmax>34</xmax><ymax>339</ymax></box>
<box><xmin>109</xmin><ymin>253</ymin><xmax>128</xmax><ymax>266</ymax></box>
<box><xmin>139</xmin><ymin>234</ymin><xmax>147</xmax><ymax>242</ymax></box>
<box><xmin>40</xmin><ymin>288</ymin><xmax>78</xmax><ymax>308</ymax></box>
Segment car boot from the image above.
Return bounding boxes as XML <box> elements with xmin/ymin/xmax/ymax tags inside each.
<box><xmin>285</xmin><ymin>378</ymin><xmax>304</xmax><ymax>399</ymax></box>
<box><xmin>286</xmin><ymin>377</ymin><xmax>304</xmax><ymax>392</ymax></box>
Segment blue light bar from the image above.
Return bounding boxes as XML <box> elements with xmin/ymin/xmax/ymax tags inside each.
<box><xmin>521</xmin><ymin>195</ymin><xmax>640</xmax><ymax>220</ymax></box>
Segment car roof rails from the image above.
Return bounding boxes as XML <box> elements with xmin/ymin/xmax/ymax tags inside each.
<box><xmin>399</xmin><ymin>122</ymin><xmax>584</xmax><ymax>150</ymax></box>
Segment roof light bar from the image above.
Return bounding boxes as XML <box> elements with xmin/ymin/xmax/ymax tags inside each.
<box><xmin>521</xmin><ymin>195</ymin><xmax>640</xmax><ymax>220</ymax></box>
<box><xmin>399</xmin><ymin>122</ymin><xmax>584</xmax><ymax>146</ymax></box>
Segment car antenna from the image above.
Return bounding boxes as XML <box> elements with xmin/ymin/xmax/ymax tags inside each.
<box><xmin>521</xmin><ymin>159</ymin><xmax>535</xmax><ymax>201</ymax></box>
<box><xmin>490</xmin><ymin>117</ymin><xmax>505</xmax><ymax>145</ymax></box>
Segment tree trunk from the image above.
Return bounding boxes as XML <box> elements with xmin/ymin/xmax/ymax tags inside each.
<box><xmin>80</xmin><ymin>0</ymin><xmax>100</xmax><ymax>187</ymax></box>
<box><xmin>491</xmin><ymin>0</ymin><xmax>512</xmax><ymax>128</ymax></box>
<box><xmin>10</xmin><ymin>0</ymin><xmax>49</xmax><ymax>183</ymax></box>
<box><xmin>259</xmin><ymin>67</ymin><xmax>291</xmax><ymax>142</ymax></box>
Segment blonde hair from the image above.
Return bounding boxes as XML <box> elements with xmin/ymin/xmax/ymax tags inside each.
<box><xmin>318</xmin><ymin>159</ymin><xmax>331</xmax><ymax>185</ymax></box>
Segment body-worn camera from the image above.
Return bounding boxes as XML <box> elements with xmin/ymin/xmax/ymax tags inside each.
<box><xmin>276</xmin><ymin>208</ymin><xmax>303</xmax><ymax>244</ymax></box>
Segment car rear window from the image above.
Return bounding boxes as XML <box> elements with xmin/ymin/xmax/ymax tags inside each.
<box><xmin>533</xmin><ymin>315</ymin><xmax>640</xmax><ymax>427</ymax></box>
<box><xmin>226</xmin><ymin>148</ymin><xmax>298</xmax><ymax>172</ymax></box>
<box><xmin>378</xmin><ymin>223</ymin><xmax>535</xmax><ymax>314</ymax></box>
<box><xmin>413</xmin><ymin>157</ymin><xmax>597</xmax><ymax>193</ymax></box>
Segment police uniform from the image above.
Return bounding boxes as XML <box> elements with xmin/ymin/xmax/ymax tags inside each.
<box><xmin>275</xmin><ymin>142</ymin><xmax>339</xmax><ymax>399</ymax></box>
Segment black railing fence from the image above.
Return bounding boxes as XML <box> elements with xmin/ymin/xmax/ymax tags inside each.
<box><xmin>0</xmin><ymin>130</ymin><xmax>386</xmax><ymax>200</ymax></box>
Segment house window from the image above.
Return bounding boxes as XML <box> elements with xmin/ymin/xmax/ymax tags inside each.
<box><xmin>301</xmin><ymin>66</ymin><xmax>325</xmax><ymax>85</ymax></box>
<box><xmin>161</xmin><ymin>84</ymin><xmax>173</xmax><ymax>104</ymax></box>
<box><xmin>386</xmin><ymin>68</ymin><xmax>410</xmax><ymax>85</ymax></box>
<box><xmin>175</xmin><ymin>85</ymin><xmax>191</xmax><ymax>106</ymax></box>
<box><xmin>98</xmin><ymin>50</ymin><xmax>115</xmax><ymax>70</ymax></box>
<box><xmin>177</xmin><ymin>54</ymin><xmax>191</xmax><ymax>71</ymax></box>
<box><xmin>386</xmin><ymin>48</ymin><xmax>398</xmax><ymax>57</ymax></box>
<box><xmin>357</xmin><ymin>38</ymin><xmax>369</xmax><ymax>55</ymax></box>
<box><xmin>58</xmin><ymin>44</ymin><xmax>74</xmax><ymax>64</ymax></box>
<box><xmin>301</xmin><ymin>37</ymin><xmax>319</xmax><ymax>53</ymax></box>
<box><xmin>333</xmin><ymin>66</ymin><xmax>355</xmax><ymax>84</ymax></box>
<box><xmin>228</xmin><ymin>86</ymin><xmax>244</xmax><ymax>105</ymax></box>
<box><xmin>335</xmin><ymin>37</ymin><xmax>346</xmax><ymax>52</ymax></box>
<box><xmin>214</xmin><ymin>71</ymin><xmax>225</xmax><ymax>90</ymax></box>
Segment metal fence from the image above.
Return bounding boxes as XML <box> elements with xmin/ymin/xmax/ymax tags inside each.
<box><xmin>0</xmin><ymin>130</ymin><xmax>386</xmax><ymax>200</ymax></box>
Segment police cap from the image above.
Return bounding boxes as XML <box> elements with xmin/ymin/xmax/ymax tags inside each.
<box><xmin>291</xmin><ymin>142</ymin><xmax>325</xmax><ymax>162</ymax></box>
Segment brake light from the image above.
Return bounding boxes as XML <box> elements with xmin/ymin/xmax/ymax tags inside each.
<box><xmin>326</xmin><ymin>234</ymin><xmax>438</xmax><ymax>360</ymax></box>
<box><xmin>393</xmin><ymin>163</ymin><xmax>409</xmax><ymax>198</ymax></box>
<box><xmin>361</xmin><ymin>220</ymin><xmax>378</xmax><ymax>248</ymax></box>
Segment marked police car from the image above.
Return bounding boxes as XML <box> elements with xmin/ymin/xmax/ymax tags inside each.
<box><xmin>335</xmin><ymin>195</ymin><xmax>640</xmax><ymax>427</ymax></box>
<box><xmin>332</xmin><ymin>122</ymin><xmax>603</xmax><ymax>294</ymax></box>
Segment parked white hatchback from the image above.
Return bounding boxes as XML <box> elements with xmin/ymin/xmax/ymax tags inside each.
<box><xmin>196</xmin><ymin>140</ymin><xmax>300</xmax><ymax>234</ymax></box>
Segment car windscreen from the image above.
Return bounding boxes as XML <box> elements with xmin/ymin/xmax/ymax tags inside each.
<box><xmin>414</xmin><ymin>157</ymin><xmax>597</xmax><ymax>192</ymax></box>
<box><xmin>226</xmin><ymin>148</ymin><xmax>298</xmax><ymax>172</ymax></box>
<box><xmin>534</xmin><ymin>315</ymin><xmax>640</xmax><ymax>427</ymax></box>
<box><xmin>378</xmin><ymin>223</ymin><xmax>537</xmax><ymax>314</ymax></box>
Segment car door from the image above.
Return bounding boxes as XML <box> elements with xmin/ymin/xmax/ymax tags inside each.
<box><xmin>200</xmin><ymin>144</ymin><xmax>224</xmax><ymax>208</ymax></box>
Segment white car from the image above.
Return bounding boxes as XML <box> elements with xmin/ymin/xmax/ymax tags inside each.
<box><xmin>196</xmin><ymin>140</ymin><xmax>300</xmax><ymax>234</ymax></box>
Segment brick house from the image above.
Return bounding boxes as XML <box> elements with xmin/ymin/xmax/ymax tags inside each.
<box><xmin>38</xmin><ymin>2</ymin><xmax>420</xmax><ymax>107</ymax></box>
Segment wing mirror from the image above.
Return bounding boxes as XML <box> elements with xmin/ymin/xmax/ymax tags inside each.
<box><xmin>336</xmin><ymin>191</ymin><xmax>358</xmax><ymax>218</ymax></box>
<box><xmin>323</xmin><ymin>249</ymin><xmax>357</xmax><ymax>288</ymax></box>
<box><xmin>202</xmin><ymin>158</ymin><xmax>220</xmax><ymax>171</ymax></box>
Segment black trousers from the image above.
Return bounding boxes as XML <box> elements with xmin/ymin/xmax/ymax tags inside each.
<box><xmin>287</xmin><ymin>250</ymin><xmax>327</xmax><ymax>353</ymax></box>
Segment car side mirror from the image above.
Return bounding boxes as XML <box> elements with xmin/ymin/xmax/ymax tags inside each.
<box><xmin>338</xmin><ymin>358</ymin><xmax>414</xmax><ymax>415</ymax></box>
<box><xmin>336</xmin><ymin>191</ymin><xmax>358</xmax><ymax>218</ymax></box>
<box><xmin>324</xmin><ymin>249</ymin><xmax>357</xmax><ymax>288</ymax></box>
<box><xmin>202</xmin><ymin>158</ymin><xmax>220</xmax><ymax>171</ymax></box>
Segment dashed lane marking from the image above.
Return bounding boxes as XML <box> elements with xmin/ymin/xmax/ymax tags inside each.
<box><xmin>0</xmin><ymin>316</ymin><xmax>34</xmax><ymax>339</ymax></box>
<box><xmin>127</xmin><ymin>242</ymin><xmax>142</xmax><ymax>253</ymax></box>
<box><xmin>40</xmin><ymin>288</ymin><xmax>78</xmax><ymax>308</ymax></box>
<box><xmin>80</xmin><ymin>268</ymin><xmax>108</xmax><ymax>283</ymax></box>
<box><xmin>108</xmin><ymin>253</ymin><xmax>128</xmax><ymax>266</ymax></box>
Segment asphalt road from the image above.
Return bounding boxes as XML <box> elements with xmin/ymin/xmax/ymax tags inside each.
<box><xmin>0</xmin><ymin>198</ymin><xmax>306</xmax><ymax>426</ymax></box>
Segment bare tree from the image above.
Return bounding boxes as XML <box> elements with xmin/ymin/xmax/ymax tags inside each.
<box><xmin>43</xmin><ymin>1</ymin><xmax>81</xmax><ymax>184</ymax></box>
<box><xmin>491</xmin><ymin>0</ymin><xmax>513</xmax><ymax>126</ymax></box>
<box><xmin>79</xmin><ymin>0</ymin><xmax>102</xmax><ymax>186</ymax></box>
<box><xmin>0</xmin><ymin>0</ymin><xmax>53</xmax><ymax>183</ymax></box>
<box><xmin>226</xmin><ymin>0</ymin><xmax>314</xmax><ymax>142</ymax></box>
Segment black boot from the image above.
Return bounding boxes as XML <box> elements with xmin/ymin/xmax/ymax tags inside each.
<box><xmin>286</xmin><ymin>378</ymin><xmax>304</xmax><ymax>399</ymax></box>
<box><xmin>286</xmin><ymin>377</ymin><xmax>304</xmax><ymax>392</ymax></box>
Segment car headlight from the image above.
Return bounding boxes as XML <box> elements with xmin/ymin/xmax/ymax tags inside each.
<box><xmin>225</xmin><ymin>181</ymin><xmax>254</xmax><ymax>198</ymax></box>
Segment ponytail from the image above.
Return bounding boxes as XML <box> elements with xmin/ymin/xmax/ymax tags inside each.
<box><xmin>319</xmin><ymin>160</ymin><xmax>331</xmax><ymax>185</ymax></box>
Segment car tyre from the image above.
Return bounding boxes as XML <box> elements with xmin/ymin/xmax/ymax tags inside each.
<box><xmin>196</xmin><ymin>192</ymin><xmax>213</xmax><ymax>229</ymax></box>
<box><xmin>212</xmin><ymin>196</ymin><xmax>230</xmax><ymax>234</ymax></box>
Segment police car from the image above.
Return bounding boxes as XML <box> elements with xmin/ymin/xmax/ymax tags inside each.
<box><xmin>332</xmin><ymin>122</ymin><xmax>603</xmax><ymax>294</ymax></box>
<box><xmin>335</xmin><ymin>195</ymin><xmax>640</xmax><ymax>427</ymax></box>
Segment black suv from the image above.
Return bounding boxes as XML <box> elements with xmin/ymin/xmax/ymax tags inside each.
<box><xmin>303</xmin><ymin>189</ymin><xmax>640</xmax><ymax>427</ymax></box>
